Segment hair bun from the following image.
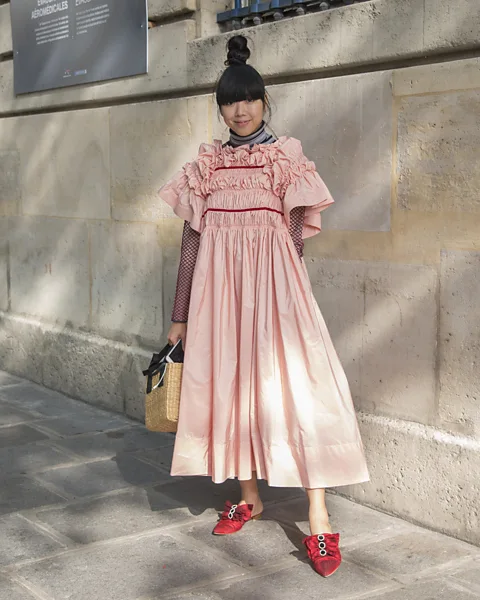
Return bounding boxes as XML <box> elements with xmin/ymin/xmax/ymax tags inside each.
<box><xmin>225</xmin><ymin>35</ymin><xmax>250</xmax><ymax>67</ymax></box>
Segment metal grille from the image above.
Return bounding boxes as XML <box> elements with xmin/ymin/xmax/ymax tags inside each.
<box><xmin>218</xmin><ymin>0</ymin><xmax>367</xmax><ymax>30</ymax></box>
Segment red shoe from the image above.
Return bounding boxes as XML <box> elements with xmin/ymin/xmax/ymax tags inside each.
<box><xmin>212</xmin><ymin>500</ymin><xmax>262</xmax><ymax>535</ymax></box>
<box><xmin>303</xmin><ymin>532</ymin><xmax>342</xmax><ymax>577</ymax></box>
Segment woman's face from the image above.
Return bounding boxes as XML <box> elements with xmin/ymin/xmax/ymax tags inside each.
<box><xmin>220</xmin><ymin>99</ymin><xmax>264</xmax><ymax>136</ymax></box>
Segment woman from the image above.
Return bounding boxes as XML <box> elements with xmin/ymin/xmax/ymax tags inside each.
<box><xmin>158</xmin><ymin>35</ymin><xmax>369</xmax><ymax>578</ymax></box>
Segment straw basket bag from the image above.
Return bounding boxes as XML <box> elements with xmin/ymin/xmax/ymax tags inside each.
<box><xmin>143</xmin><ymin>340</ymin><xmax>184</xmax><ymax>433</ymax></box>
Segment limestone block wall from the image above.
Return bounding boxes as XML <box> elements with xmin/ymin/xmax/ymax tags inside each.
<box><xmin>1</xmin><ymin>0</ymin><xmax>480</xmax><ymax>545</ymax></box>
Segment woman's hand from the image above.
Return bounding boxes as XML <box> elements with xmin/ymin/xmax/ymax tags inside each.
<box><xmin>167</xmin><ymin>322</ymin><xmax>187</xmax><ymax>348</ymax></box>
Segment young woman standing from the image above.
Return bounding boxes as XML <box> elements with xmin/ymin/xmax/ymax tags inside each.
<box><xmin>158</xmin><ymin>35</ymin><xmax>369</xmax><ymax>578</ymax></box>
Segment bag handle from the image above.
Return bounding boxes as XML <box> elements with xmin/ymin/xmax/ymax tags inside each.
<box><xmin>143</xmin><ymin>340</ymin><xmax>182</xmax><ymax>394</ymax></box>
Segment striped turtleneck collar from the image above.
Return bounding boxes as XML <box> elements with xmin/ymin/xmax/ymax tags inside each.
<box><xmin>227</xmin><ymin>121</ymin><xmax>276</xmax><ymax>148</ymax></box>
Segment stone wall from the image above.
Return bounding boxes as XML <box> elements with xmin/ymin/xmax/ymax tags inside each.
<box><xmin>0</xmin><ymin>0</ymin><xmax>479</xmax><ymax>545</ymax></box>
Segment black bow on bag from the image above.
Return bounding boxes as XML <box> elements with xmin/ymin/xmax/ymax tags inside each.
<box><xmin>142</xmin><ymin>340</ymin><xmax>184</xmax><ymax>394</ymax></box>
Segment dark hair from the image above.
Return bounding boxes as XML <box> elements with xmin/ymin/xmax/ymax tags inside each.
<box><xmin>215</xmin><ymin>35</ymin><xmax>271</xmax><ymax>117</ymax></box>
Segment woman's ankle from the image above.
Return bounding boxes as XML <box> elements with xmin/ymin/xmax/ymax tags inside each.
<box><xmin>238</xmin><ymin>496</ymin><xmax>262</xmax><ymax>506</ymax></box>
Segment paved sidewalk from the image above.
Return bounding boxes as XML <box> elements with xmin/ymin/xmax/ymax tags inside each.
<box><xmin>0</xmin><ymin>370</ymin><xmax>479</xmax><ymax>600</ymax></box>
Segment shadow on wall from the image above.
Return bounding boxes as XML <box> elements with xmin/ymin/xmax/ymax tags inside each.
<box><xmin>0</xmin><ymin>2</ymin><xmax>477</xmax><ymax>433</ymax></box>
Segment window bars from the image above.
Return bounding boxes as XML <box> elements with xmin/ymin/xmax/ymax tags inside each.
<box><xmin>217</xmin><ymin>0</ymin><xmax>364</xmax><ymax>30</ymax></box>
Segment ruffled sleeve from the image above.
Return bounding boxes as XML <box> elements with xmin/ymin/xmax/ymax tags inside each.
<box><xmin>281</xmin><ymin>139</ymin><xmax>334</xmax><ymax>239</ymax></box>
<box><xmin>158</xmin><ymin>147</ymin><xmax>210</xmax><ymax>233</ymax></box>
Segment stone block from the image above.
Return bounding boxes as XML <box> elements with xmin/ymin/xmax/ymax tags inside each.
<box><xmin>8</xmin><ymin>217</ymin><xmax>90</xmax><ymax>328</ymax></box>
<box><xmin>438</xmin><ymin>250</ymin><xmax>480</xmax><ymax>436</ymax></box>
<box><xmin>372</xmin><ymin>0</ymin><xmax>425</xmax><ymax>59</ymax></box>
<box><xmin>196</xmin><ymin>2</ymin><xmax>231</xmax><ymax>38</ymax></box>
<box><xmin>0</xmin><ymin>313</ymin><xmax>149</xmax><ymax>418</ymax></box>
<box><xmin>424</xmin><ymin>0</ymin><xmax>480</xmax><ymax>51</ymax></box>
<box><xmin>270</xmin><ymin>72</ymin><xmax>392</xmax><ymax>232</ymax></box>
<box><xmin>148</xmin><ymin>0</ymin><xmax>196</xmax><ymax>19</ymax></box>
<box><xmin>110</xmin><ymin>95</ymin><xmax>212</xmax><ymax>222</ymax></box>
<box><xmin>397</xmin><ymin>91</ymin><xmax>480</xmax><ymax>213</ymax></box>
<box><xmin>306</xmin><ymin>259</ymin><xmax>437</xmax><ymax>424</ymax></box>
<box><xmin>346</xmin><ymin>529</ymin><xmax>479</xmax><ymax>578</ymax></box>
<box><xmin>0</xmin><ymin>151</ymin><xmax>20</xmax><ymax>216</ymax></box>
<box><xmin>11</xmin><ymin>110</ymin><xmax>110</xmax><ymax>219</ymax></box>
<box><xmin>0</xmin><ymin>475</ymin><xmax>65</xmax><ymax>515</ymax></box>
<box><xmin>188</xmin><ymin>9</ymin><xmax>343</xmax><ymax>87</ymax></box>
<box><xmin>190</xmin><ymin>0</ymin><xmax>480</xmax><ymax>89</ymax></box>
<box><xmin>0</xmin><ymin>22</ymin><xmax>195</xmax><ymax>115</ymax></box>
<box><xmin>0</xmin><ymin>513</ymin><xmax>64</xmax><ymax>567</ymax></box>
<box><xmin>0</xmin><ymin>314</ymin><xmax>45</xmax><ymax>385</ymax></box>
<box><xmin>306</xmin><ymin>258</ymin><xmax>364</xmax><ymax>404</ymax></box>
<box><xmin>41</xmin><ymin>322</ymin><xmax>149</xmax><ymax>416</ymax></box>
<box><xmin>0</xmin><ymin>4</ymin><xmax>12</xmax><ymax>56</ymax></box>
<box><xmin>338</xmin><ymin>413</ymin><xmax>480</xmax><ymax>546</ymax></box>
<box><xmin>0</xmin><ymin>443</ymin><xmax>75</xmax><ymax>476</ymax></box>
<box><xmin>34</xmin><ymin>487</ymin><xmax>192</xmax><ymax>544</ymax></box>
<box><xmin>35</xmin><ymin>455</ymin><xmax>170</xmax><ymax>499</ymax></box>
<box><xmin>52</xmin><ymin>428</ymin><xmax>174</xmax><ymax>460</ymax></box>
<box><xmin>0</xmin><ymin>424</ymin><xmax>50</xmax><ymax>449</ymax></box>
<box><xmin>370</xmin><ymin>580</ymin><xmax>479</xmax><ymax>600</ymax></box>
<box><xmin>393</xmin><ymin>57</ymin><xmax>480</xmax><ymax>97</ymax></box>
<box><xmin>0</xmin><ymin>220</ymin><xmax>8</xmax><ymax>311</ymax></box>
<box><xmin>90</xmin><ymin>222</ymin><xmax>163</xmax><ymax>345</ymax></box>
<box><xmin>16</xmin><ymin>533</ymin><xmax>242</xmax><ymax>600</ymax></box>
<box><xmin>361</xmin><ymin>262</ymin><xmax>437</xmax><ymax>424</ymax></box>
<box><xmin>0</xmin><ymin>217</ymin><xmax>10</xmax><ymax>310</ymax></box>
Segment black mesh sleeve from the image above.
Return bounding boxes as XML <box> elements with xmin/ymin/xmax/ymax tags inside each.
<box><xmin>288</xmin><ymin>206</ymin><xmax>306</xmax><ymax>258</ymax></box>
<box><xmin>171</xmin><ymin>221</ymin><xmax>201</xmax><ymax>323</ymax></box>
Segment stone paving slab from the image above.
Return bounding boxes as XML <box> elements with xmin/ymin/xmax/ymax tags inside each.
<box><xmin>0</xmin><ymin>475</ymin><xmax>66</xmax><ymax>515</ymax></box>
<box><xmin>0</xmin><ymin>423</ymin><xmax>51</xmax><ymax>448</ymax></box>
<box><xmin>368</xmin><ymin>578</ymin><xmax>479</xmax><ymax>600</ymax></box>
<box><xmin>33</xmin><ymin>454</ymin><xmax>171</xmax><ymax>499</ymax></box>
<box><xmin>33</xmin><ymin>412</ymin><xmax>132</xmax><ymax>437</ymax></box>
<box><xmin>1</xmin><ymin>370</ymin><xmax>479</xmax><ymax>600</ymax></box>
<box><xmin>0</xmin><ymin>404</ymin><xmax>38</xmax><ymax>425</ymax></box>
<box><xmin>344</xmin><ymin>529</ymin><xmax>479</xmax><ymax>580</ymax></box>
<box><xmin>267</xmin><ymin>493</ymin><xmax>419</xmax><ymax>546</ymax></box>
<box><xmin>0</xmin><ymin>442</ymin><xmax>75</xmax><ymax>476</ymax></box>
<box><xmin>448</xmin><ymin>562</ymin><xmax>480</xmax><ymax>591</ymax></box>
<box><xmin>12</xmin><ymin>533</ymin><xmax>245</xmax><ymax>600</ymax></box>
<box><xmin>182</xmin><ymin>518</ymin><xmax>303</xmax><ymax>569</ymax></box>
<box><xmin>0</xmin><ymin>513</ymin><xmax>65</xmax><ymax>567</ymax></box>
<box><xmin>0</xmin><ymin>576</ymin><xmax>38</xmax><ymax>600</ymax></box>
<box><xmin>0</xmin><ymin>381</ymin><xmax>107</xmax><ymax>419</ymax></box>
<box><xmin>169</xmin><ymin>558</ymin><xmax>395</xmax><ymax>600</ymax></box>
<box><xmin>31</xmin><ymin>487</ymin><xmax>197</xmax><ymax>544</ymax></box>
<box><xmin>51</xmin><ymin>427</ymin><xmax>174</xmax><ymax>460</ymax></box>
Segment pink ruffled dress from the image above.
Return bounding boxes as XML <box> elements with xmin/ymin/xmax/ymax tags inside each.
<box><xmin>159</xmin><ymin>136</ymin><xmax>370</xmax><ymax>488</ymax></box>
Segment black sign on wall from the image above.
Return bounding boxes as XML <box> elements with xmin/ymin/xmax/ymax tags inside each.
<box><xmin>10</xmin><ymin>0</ymin><xmax>148</xmax><ymax>95</ymax></box>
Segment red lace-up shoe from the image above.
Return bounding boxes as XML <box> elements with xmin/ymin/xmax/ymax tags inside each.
<box><xmin>212</xmin><ymin>500</ymin><xmax>262</xmax><ymax>535</ymax></box>
<box><xmin>303</xmin><ymin>532</ymin><xmax>342</xmax><ymax>577</ymax></box>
